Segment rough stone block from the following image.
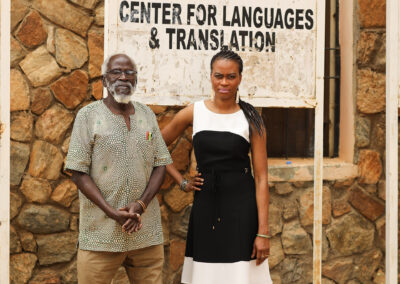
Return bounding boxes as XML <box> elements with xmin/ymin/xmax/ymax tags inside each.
<box><xmin>95</xmin><ymin>2</ymin><xmax>104</xmax><ymax>26</ymax></box>
<box><xmin>299</xmin><ymin>186</ymin><xmax>331</xmax><ymax>227</ymax></box>
<box><xmin>19</xmin><ymin>46</ymin><xmax>63</xmax><ymax>87</ymax></box>
<box><xmin>332</xmin><ymin>198</ymin><xmax>351</xmax><ymax>217</ymax></box>
<box><xmin>10</xmin><ymin>192</ymin><xmax>23</xmax><ymax>220</ymax></box>
<box><xmin>275</xmin><ymin>182</ymin><xmax>294</xmax><ymax>195</ymax></box>
<box><xmin>88</xmin><ymin>27</ymin><xmax>104</xmax><ymax>78</ymax></box>
<box><xmin>10</xmin><ymin>225</ymin><xmax>22</xmax><ymax>254</ymax></box>
<box><xmin>61</xmin><ymin>136</ymin><xmax>71</xmax><ymax>154</ymax></box>
<box><xmin>164</xmin><ymin>185</ymin><xmax>193</xmax><ymax>213</ymax></box>
<box><xmin>283</xmin><ymin>200</ymin><xmax>298</xmax><ymax>221</ymax></box>
<box><xmin>91</xmin><ymin>79</ymin><xmax>103</xmax><ymax>100</ymax></box>
<box><xmin>28</xmin><ymin>140</ymin><xmax>64</xmax><ymax>180</ymax></box>
<box><xmin>371</xmin><ymin>114</ymin><xmax>386</xmax><ymax>149</ymax></box>
<box><xmin>280</xmin><ymin>256</ymin><xmax>313</xmax><ymax>283</ymax></box>
<box><xmin>281</xmin><ymin>220</ymin><xmax>312</xmax><ymax>255</ymax></box>
<box><xmin>355</xmin><ymin>116</ymin><xmax>371</xmax><ymax>147</ymax></box>
<box><xmin>357</xmin><ymin>31</ymin><xmax>380</xmax><ymax>66</ymax></box>
<box><xmin>16</xmin><ymin>10</ymin><xmax>47</xmax><ymax>48</ymax></box>
<box><xmin>35</xmin><ymin>104</ymin><xmax>74</xmax><ymax>144</ymax></box>
<box><xmin>9</xmin><ymin>253</ymin><xmax>37</xmax><ymax>284</ymax></box>
<box><xmin>16</xmin><ymin>204</ymin><xmax>70</xmax><ymax>234</ymax></box>
<box><xmin>269</xmin><ymin>236</ymin><xmax>284</xmax><ymax>269</ymax></box>
<box><xmin>11</xmin><ymin>111</ymin><xmax>33</xmax><ymax>142</ymax></box>
<box><xmin>10</xmin><ymin>141</ymin><xmax>30</xmax><ymax>186</ymax></box>
<box><xmin>70</xmin><ymin>0</ymin><xmax>99</xmax><ymax>9</ymax></box>
<box><xmin>55</xmin><ymin>28</ymin><xmax>88</xmax><ymax>69</ymax></box>
<box><xmin>358</xmin><ymin>149</ymin><xmax>382</xmax><ymax>184</ymax></box>
<box><xmin>31</xmin><ymin>88</ymin><xmax>53</xmax><ymax>115</ymax></box>
<box><xmin>373</xmin><ymin>269</ymin><xmax>385</xmax><ymax>284</ymax></box>
<box><xmin>19</xmin><ymin>231</ymin><xmax>37</xmax><ymax>252</ymax></box>
<box><xmin>36</xmin><ymin>232</ymin><xmax>78</xmax><ymax>265</ymax></box>
<box><xmin>20</xmin><ymin>176</ymin><xmax>52</xmax><ymax>204</ymax></box>
<box><xmin>51</xmin><ymin>179</ymin><xmax>78</xmax><ymax>207</ymax></box>
<box><xmin>51</xmin><ymin>70</ymin><xmax>89</xmax><ymax>109</ymax></box>
<box><xmin>378</xmin><ymin>180</ymin><xmax>385</xmax><ymax>200</ymax></box>
<box><xmin>10</xmin><ymin>69</ymin><xmax>30</xmax><ymax>112</ymax></box>
<box><xmin>269</xmin><ymin>202</ymin><xmax>283</xmax><ymax>236</ymax></box>
<box><xmin>11</xmin><ymin>0</ymin><xmax>29</xmax><ymax>31</ymax></box>
<box><xmin>322</xmin><ymin>257</ymin><xmax>353</xmax><ymax>284</ymax></box>
<box><xmin>171</xmin><ymin>138</ymin><xmax>192</xmax><ymax>172</ymax></box>
<box><xmin>358</xmin><ymin>0</ymin><xmax>385</xmax><ymax>28</ymax></box>
<box><xmin>10</xmin><ymin>36</ymin><xmax>27</xmax><ymax>66</ymax></box>
<box><xmin>357</xmin><ymin>69</ymin><xmax>385</xmax><ymax>114</ymax></box>
<box><xmin>29</xmin><ymin>268</ymin><xmax>62</xmax><ymax>284</ymax></box>
<box><xmin>326</xmin><ymin>212</ymin><xmax>374</xmax><ymax>256</ymax></box>
<box><xmin>170</xmin><ymin>205</ymin><xmax>191</xmax><ymax>239</ymax></box>
<box><xmin>353</xmin><ymin>249</ymin><xmax>383</xmax><ymax>282</ymax></box>
<box><xmin>32</xmin><ymin>0</ymin><xmax>93</xmax><ymax>36</ymax></box>
<box><xmin>69</xmin><ymin>198</ymin><xmax>80</xmax><ymax>214</ymax></box>
<box><xmin>349</xmin><ymin>185</ymin><xmax>384</xmax><ymax>221</ymax></box>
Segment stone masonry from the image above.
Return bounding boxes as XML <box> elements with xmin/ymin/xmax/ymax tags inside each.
<box><xmin>9</xmin><ymin>0</ymin><xmax>392</xmax><ymax>283</ymax></box>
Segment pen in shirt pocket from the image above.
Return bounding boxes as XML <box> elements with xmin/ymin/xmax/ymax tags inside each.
<box><xmin>146</xmin><ymin>131</ymin><xmax>152</xmax><ymax>141</ymax></box>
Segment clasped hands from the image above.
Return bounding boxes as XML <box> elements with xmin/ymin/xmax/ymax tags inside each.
<box><xmin>110</xmin><ymin>202</ymin><xmax>143</xmax><ymax>234</ymax></box>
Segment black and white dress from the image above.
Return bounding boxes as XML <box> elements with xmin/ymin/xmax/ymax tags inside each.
<box><xmin>181</xmin><ymin>101</ymin><xmax>273</xmax><ymax>284</ymax></box>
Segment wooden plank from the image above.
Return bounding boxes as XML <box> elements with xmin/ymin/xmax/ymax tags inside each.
<box><xmin>313</xmin><ymin>0</ymin><xmax>326</xmax><ymax>283</ymax></box>
<box><xmin>0</xmin><ymin>0</ymin><xmax>11</xmax><ymax>283</ymax></box>
<box><xmin>386</xmin><ymin>0</ymin><xmax>399</xmax><ymax>282</ymax></box>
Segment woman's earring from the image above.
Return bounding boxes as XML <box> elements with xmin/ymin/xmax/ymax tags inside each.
<box><xmin>210</xmin><ymin>90</ymin><xmax>215</xmax><ymax>100</ymax></box>
<box><xmin>236</xmin><ymin>90</ymin><xmax>240</xmax><ymax>103</ymax></box>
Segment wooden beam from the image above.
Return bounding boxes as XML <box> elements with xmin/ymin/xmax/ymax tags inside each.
<box><xmin>313</xmin><ymin>0</ymin><xmax>326</xmax><ymax>283</ymax></box>
<box><xmin>386</xmin><ymin>0</ymin><xmax>399</xmax><ymax>282</ymax></box>
<box><xmin>0</xmin><ymin>0</ymin><xmax>11</xmax><ymax>283</ymax></box>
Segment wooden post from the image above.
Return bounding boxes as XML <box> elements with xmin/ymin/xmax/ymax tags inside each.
<box><xmin>0</xmin><ymin>0</ymin><xmax>11</xmax><ymax>283</ymax></box>
<box><xmin>386</xmin><ymin>0</ymin><xmax>399</xmax><ymax>282</ymax></box>
<box><xmin>313</xmin><ymin>0</ymin><xmax>326</xmax><ymax>283</ymax></box>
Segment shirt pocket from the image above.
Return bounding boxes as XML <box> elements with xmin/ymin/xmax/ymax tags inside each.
<box><xmin>135</xmin><ymin>126</ymin><xmax>155</xmax><ymax>165</ymax></box>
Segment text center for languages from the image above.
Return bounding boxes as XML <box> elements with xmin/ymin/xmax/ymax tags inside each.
<box><xmin>119</xmin><ymin>1</ymin><xmax>315</xmax><ymax>51</ymax></box>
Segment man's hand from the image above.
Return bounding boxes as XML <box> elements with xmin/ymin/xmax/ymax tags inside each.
<box><xmin>109</xmin><ymin>208</ymin><xmax>142</xmax><ymax>234</ymax></box>
<box><xmin>119</xmin><ymin>202</ymin><xmax>143</xmax><ymax>234</ymax></box>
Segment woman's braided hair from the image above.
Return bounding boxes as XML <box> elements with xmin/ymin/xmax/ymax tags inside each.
<box><xmin>210</xmin><ymin>50</ymin><xmax>265</xmax><ymax>136</ymax></box>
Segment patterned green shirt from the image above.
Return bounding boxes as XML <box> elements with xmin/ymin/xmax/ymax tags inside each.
<box><xmin>65</xmin><ymin>100</ymin><xmax>172</xmax><ymax>252</ymax></box>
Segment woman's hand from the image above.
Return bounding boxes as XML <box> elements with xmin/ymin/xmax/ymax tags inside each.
<box><xmin>251</xmin><ymin>236</ymin><xmax>270</xmax><ymax>266</ymax></box>
<box><xmin>184</xmin><ymin>172</ymin><xmax>204</xmax><ymax>192</ymax></box>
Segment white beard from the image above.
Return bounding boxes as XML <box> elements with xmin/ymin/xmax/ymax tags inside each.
<box><xmin>106</xmin><ymin>80</ymin><xmax>136</xmax><ymax>104</ymax></box>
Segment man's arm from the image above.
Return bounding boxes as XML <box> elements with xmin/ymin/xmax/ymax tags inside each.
<box><xmin>71</xmin><ymin>170</ymin><xmax>141</xmax><ymax>231</ymax></box>
<box><xmin>121</xmin><ymin>165</ymin><xmax>166</xmax><ymax>233</ymax></box>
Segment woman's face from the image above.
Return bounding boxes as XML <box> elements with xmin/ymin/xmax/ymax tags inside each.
<box><xmin>211</xmin><ymin>59</ymin><xmax>242</xmax><ymax>100</ymax></box>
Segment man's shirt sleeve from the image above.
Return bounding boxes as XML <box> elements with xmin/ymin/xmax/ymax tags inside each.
<box><xmin>65</xmin><ymin>110</ymin><xmax>93</xmax><ymax>174</ymax></box>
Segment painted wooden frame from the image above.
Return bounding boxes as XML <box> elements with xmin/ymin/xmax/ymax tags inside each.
<box><xmin>0</xmin><ymin>0</ymin><xmax>10</xmax><ymax>282</ymax></box>
<box><xmin>313</xmin><ymin>1</ymin><xmax>325</xmax><ymax>283</ymax></box>
<box><xmin>386</xmin><ymin>0</ymin><xmax>399</xmax><ymax>282</ymax></box>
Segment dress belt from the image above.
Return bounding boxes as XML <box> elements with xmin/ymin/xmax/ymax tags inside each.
<box><xmin>196</xmin><ymin>167</ymin><xmax>250</xmax><ymax>231</ymax></box>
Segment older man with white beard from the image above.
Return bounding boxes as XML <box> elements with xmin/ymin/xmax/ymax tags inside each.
<box><xmin>65</xmin><ymin>54</ymin><xmax>172</xmax><ymax>284</ymax></box>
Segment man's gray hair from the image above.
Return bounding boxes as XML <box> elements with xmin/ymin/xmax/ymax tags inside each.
<box><xmin>101</xmin><ymin>54</ymin><xmax>137</xmax><ymax>75</ymax></box>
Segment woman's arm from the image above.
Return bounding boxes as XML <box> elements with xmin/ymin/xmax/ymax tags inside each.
<box><xmin>162</xmin><ymin>104</ymin><xmax>203</xmax><ymax>191</ymax></box>
<box><xmin>161</xmin><ymin>104</ymin><xmax>194</xmax><ymax>146</ymax></box>
<box><xmin>249</xmin><ymin>129</ymin><xmax>270</xmax><ymax>265</ymax></box>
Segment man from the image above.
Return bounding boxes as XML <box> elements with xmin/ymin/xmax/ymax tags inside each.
<box><xmin>65</xmin><ymin>54</ymin><xmax>172</xmax><ymax>284</ymax></box>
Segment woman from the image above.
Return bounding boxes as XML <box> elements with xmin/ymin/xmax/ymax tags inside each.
<box><xmin>161</xmin><ymin>50</ymin><xmax>272</xmax><ymax>284</ymax></box>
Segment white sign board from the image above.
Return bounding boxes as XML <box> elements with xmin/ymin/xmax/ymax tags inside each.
<box><xmin>106</xmin><ymin>0</ymin><xmax>320</xmax><ymax>107</ymax></box>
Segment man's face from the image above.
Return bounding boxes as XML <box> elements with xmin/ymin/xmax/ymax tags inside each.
<box><xmin>104</xmin><ymin>55</ymin><xmax>137</xmax><ymax>104</ymax></box>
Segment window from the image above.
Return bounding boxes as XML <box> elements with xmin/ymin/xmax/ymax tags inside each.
<box><xmin>263</xmin><ymin>0</ymin><xmax>340</xmax><ymax>158</ymax></box>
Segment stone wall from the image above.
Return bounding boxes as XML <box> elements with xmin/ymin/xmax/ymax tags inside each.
<box><xmin>9</xmin><ymin>0</ymin><xmax>391</xmax><ymax>283</ymax></box>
